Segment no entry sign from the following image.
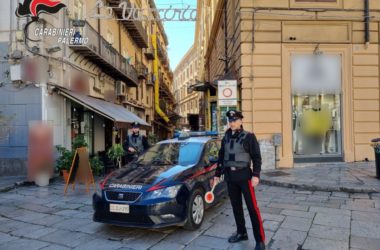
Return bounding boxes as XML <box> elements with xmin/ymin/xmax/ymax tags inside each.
<box><xmin>218</xmin><ymin>80</ymin><xmax>237</xmax><ymax>106</ymax></box>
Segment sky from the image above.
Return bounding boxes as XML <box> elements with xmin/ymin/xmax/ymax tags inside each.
<box><xmin>154</xmin><ymin>0</ymin><xmax>197</xmax><ymax>71</ymax></box>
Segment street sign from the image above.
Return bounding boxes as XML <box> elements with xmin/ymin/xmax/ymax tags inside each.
<box><xmin>72</xmin><ymin>20</ymin><xmax>86</xmax><ymax>27</ymax></box>
<box><xmin>218</xmin><ymin>80</ymin><xmax>237</xmax><ymax>106</ymax></box>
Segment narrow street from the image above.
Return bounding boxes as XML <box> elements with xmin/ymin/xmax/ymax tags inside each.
<box><xmin>1</xmin><ymin>180</ymin><xmax>380</xmax><ymax>250</ymax></box>
<box><xmin>1</xmin><ymin>0</ymin><xmax>380</xmax><ymax>249</ymax></box>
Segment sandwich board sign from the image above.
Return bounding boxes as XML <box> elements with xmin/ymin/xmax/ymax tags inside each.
<box><xmin>218</xmin><ymin>80</ymin><xmax>237</xmax><ymax>106</ymax></box>
<box><xmin>64</xmin><ymin>147</ymin><xmax>95</xmax><ymax>195</ymax></box>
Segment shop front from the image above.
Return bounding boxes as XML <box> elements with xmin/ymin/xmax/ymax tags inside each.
<box><xmin>280</xmin><ymin>45</ymin><xmax>357</xmax><ymax>167</ymax></box>
<box><xmin>57</xmin><ymin>88</ymin><xmax>150</xmax><ymax>155</ymax></box>
<box><xmin>291</xmin><ymin>53</ymin><xmax>343</xmax><ymax>162</ymax></box>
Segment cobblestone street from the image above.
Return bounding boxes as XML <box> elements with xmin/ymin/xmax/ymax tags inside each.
<box><xmin>1</xmin><ymin>179</ymin><xmax>380</xmax><ymax>250</ymax></box>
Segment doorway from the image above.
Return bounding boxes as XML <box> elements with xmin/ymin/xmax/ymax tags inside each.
<box><xmin>291</xmin><ymin>54</ymin><xmax>343</xmax><ymax>162</ymax></box>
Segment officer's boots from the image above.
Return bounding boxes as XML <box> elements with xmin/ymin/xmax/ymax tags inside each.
<box><xmin>228</xmin><ymin>232</ymin><xmax>248</xmax><ymax>243</ymax></box>
<box><xmin>254</xmin><ymin>242</ymin><xmax>265</xmax><ymax>250</ymax></box>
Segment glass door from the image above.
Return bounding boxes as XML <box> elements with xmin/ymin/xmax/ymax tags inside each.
<box><xmin>292</xmin><ymin>94</ymin><xmax>342</xmax><ymax>157</ymax></box>
<box><xmin>291</xmin><ymin>54</ymin><xmax>343</xmax><ymax>160</ymax></box>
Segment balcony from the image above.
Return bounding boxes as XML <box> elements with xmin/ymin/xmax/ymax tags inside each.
<box><xmin>146</xmin><ymin>73</ymin><xmax>154</xmax><ymax>86</ymax></box>
<box><xmin>106</xmin><ymin>0</ymin><xmax>148</xmax><ymax>48</ymax></box>
<box><xmin>156</xmin><ymin>39</ymin><xmax>168</xmax><ymax>64</ymax></box>
<box><xmin>136</xmin><ymin>62</ymin><xmax>148</xmax><ymax>80</ymax></box>
<box><xmin>159</xmin><ymin>72</ymin><xmax>175</xmax><ymax>103</ymax></box>
<box><xmin>143</xmin><ymin>47</ymin><xmax>155</xmax><ymax>60</ymax></box>
<box><xmin>68</xmin><ymin>21</ymin><xmax>138</xmax><ymax>86</ymax></box>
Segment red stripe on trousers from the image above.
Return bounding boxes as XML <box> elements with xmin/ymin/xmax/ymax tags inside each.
<box><xmin>248</xmin><ymin>180</ymin><xmax>265</xmax><ymax>243</ymax></box>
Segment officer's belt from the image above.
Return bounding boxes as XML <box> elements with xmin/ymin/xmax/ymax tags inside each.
<box><xmin>230</xmin><ymin>167</ymin><xmax>243</xmax><ymax>171</ymax></box>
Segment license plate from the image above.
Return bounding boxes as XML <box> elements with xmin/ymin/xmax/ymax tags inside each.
<box><xmin>110</xmin><ymin>204</ymin><xmax>130</xmax><ymax>214</ymax></box>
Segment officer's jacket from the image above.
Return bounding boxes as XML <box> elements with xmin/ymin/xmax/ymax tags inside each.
<box><xmin>216</xmin><ymin>128</ymin><xmax>262</xmax><ymax>180</ymax></box>
<box><xmin>123</xmin><ymin>133</ymin><xmax>149</xmax><ymax>153</ymax></box>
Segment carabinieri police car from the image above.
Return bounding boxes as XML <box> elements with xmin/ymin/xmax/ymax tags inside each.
<box><xmin>93</xmin><ymin>131</ymin><xmax>227</xmax><ymax>230</ymax></box>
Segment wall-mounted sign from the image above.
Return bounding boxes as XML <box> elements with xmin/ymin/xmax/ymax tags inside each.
<box><xmin>218</xmin><ymin>80</ymin><xmax>237</xmax><ymax>106</ymax></box>
<box><xmin>292</xmin><ymin>54</ymin><xmax>341</xmax><ymax>95</ymax></box>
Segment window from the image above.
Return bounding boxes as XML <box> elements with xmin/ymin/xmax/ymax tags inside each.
<box><xmin>141</xmin><ymin>83</ymin><xmax>144</xmax><ymax>102</ymax></box>
<box><xmin>106</xmin><ymin>29</ymin><xmax>114</xmax><ymax>45</ymax></box>
<box><xmin>73</xmin><ymin>0</ymin><xmax>84</xmax><ymax>20</ymax></box>
<box><xmin>204</xmin><ymin>141</ymin><xmax>221</xmax><ymax>164</ymax></box>
<box><xmin>122</xmin><ymin>50</ymin><xmax>128</xmax><ymax>59</ymax></box>
<box><xmin>91</xmin><ymin>76</ymin><xmax>100</xmax><ymax>92</ymax></box>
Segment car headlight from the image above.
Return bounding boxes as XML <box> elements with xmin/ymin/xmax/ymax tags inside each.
<box><xmin>95</xmin><ymin>189</ymin><xmax>102</xmax><ymax>197</ymax></box>
<box><xmin>145</xmin><ymin>185</ymin><xmax>182</xmax><ymax>200</ymax></box>
<box><xmin>95</xmin><ymin>183</ymin><xmax>103</xmax><ymax>197</ymax></box>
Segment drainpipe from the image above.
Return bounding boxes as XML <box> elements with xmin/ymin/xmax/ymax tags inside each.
<box><xmin>364</xmin><ymin>0</ymin><xmax>370</xmax><ymax>47</ymax></box>
<box><xmin>152</xmin><ymin>25</ymin><xmax>170</xmax><ymax>123</ymax></box>
<box><xmin>224</xmin><ymin>0</ymin><xmax>228</xmax><ymax>74</ymax></box>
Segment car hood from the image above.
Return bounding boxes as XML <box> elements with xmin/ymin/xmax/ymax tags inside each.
<box><xmin>106</xmin><ymin>163</ymin><xmax>194</xmax><ymax>188</ymax></box>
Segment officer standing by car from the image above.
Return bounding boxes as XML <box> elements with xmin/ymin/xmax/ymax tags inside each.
<box><xmin>122</xmin><ymin>122</ymin><xmax>150</xmax><ymax>163</ymax></box>
<box><xmin>213</xmin><ymin>110</ymin><xmax>265</xmax><ymax>250</ymax></box>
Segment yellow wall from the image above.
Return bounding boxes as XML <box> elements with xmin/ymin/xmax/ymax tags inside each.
<box><xmin>202</xmin><ymin>0</ymin><xmax>380</xmax><ymax>167</ymax></box>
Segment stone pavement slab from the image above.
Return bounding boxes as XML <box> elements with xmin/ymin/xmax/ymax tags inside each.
<box><xmin>261</xmin><ymin>162</ymin><xmax>380</xmax><ymax>193</ymax></box>
<box><xmin>0</xmin><ymin>176</ymin><xmax>26</xmax><ymax>192</ymax></box>
<box><xmin>302</xmin><ymin>236</ymin><xmax>348</xmax><ymax>250</ymax></box>
<box><xmin>0</xmin><ymin>177</ymin><xmax>380</xmax><ymax>249</ymax></box>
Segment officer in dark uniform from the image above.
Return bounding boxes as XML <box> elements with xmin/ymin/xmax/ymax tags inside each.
<box><xmin>214</xmin><ymin>110</ymin><xmax>265</xmax><ymax>250</ymax></box>
<box><xmin>122</xmin><ymin>122</ymin><xmax>150</xmax><ymax>163</ymax></box>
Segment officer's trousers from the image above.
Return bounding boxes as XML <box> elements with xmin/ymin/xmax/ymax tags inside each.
<box><xmin>227</xmin><ymin>180</ymin><xmax>265</xmax><ymax>244</ymax></box>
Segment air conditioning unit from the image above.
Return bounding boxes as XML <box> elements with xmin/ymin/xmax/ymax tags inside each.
<box><xmin>116</xmin><ymin>81</ymin><xmax>127</xmax><ymax>96</ymax></box>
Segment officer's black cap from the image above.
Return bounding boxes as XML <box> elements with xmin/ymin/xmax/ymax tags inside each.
<box><xmin>131</xmin><ymin>122</ymin><xmax>140</xmax><ymax>128</ymax></box>
<box><xmin>226</xmin><ymin>110</ymin><xmax>244</xmax><ymax>122</ymax></box>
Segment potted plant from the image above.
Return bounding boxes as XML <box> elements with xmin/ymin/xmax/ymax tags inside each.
<box><xmin>55</xmin><ymin>145</ymin><xmax>74</xmax><ymax>182</ymax></box>
<box><xmin>90</xmin><ymin>156</ymin><xmax>104</xmax><ymax>176</ymax></box>
<box><xmin>55</xmin><ymin>135</ymin><xmax>88</xmax><ymax>182</ymax></box>
<box><xmin>107</xmin><ymin>144</ymin><xmax>124</xmax><ymax>169</ymax></box>
<box><xmin>72</xmin><ymin>135</ymin><xmax>88</xmax><ymax>151</ymax></box>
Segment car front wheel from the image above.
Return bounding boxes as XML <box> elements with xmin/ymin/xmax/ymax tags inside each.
<box><xmin>184</xmin><ymin>188</ymin><xmax>205</xmax><ymax>230</ymax></box>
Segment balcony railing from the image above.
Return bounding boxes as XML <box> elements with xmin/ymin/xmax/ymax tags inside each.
<box><xmin>156</xmin><ymin>39</ymin><xmax>168</xmax><ymax>64</ymax></box>
<box><xmin>68</xmin><ymin>20</ymin><xmax>138</xmax><ymax>86</ymax></box>
<box><xmin>158</xmin><ymin>72</ymin><xmax>175</xmax><ymax>103</ymax></box>
<box><xmin>136</xmin><ymin>61</ymin><xmax>148</xmax><ymax>80</ymax></box>
<box><xmin>106</xmin><ymin>0</ymin><xmax>148</xmax><ymax>48</ymax></box>
<box><xmin>143</xmin><ymin>46</ymin><xmax>155</xmax><ymax>60</ymax></box>
<box><xmin>146</xmin><ymin>73</ymin><xmax>154</xmax><ymax>86</ymax></box>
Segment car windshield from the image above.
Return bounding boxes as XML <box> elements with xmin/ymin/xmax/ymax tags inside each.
<box><xmin>135</xmin><ymin>142</ymin><xmax>203</xmax><ymax>166</ymax></box>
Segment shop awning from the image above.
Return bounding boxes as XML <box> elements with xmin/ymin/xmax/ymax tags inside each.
<box><xmin>57</xmin><ymin>88</ymin><xmax>150</xmax><ymax>127</ymax></box>
<box><xmin>190</xmin><ymin>82</ymin><xmax>212</xmax><ymax>92</ymax></box>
